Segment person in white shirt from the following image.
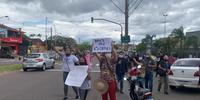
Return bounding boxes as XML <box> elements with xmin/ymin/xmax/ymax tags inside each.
<box><xmin>54</xmin><ymin>46</ymin><xmax>79</xmax><ymax>100</ymax></box>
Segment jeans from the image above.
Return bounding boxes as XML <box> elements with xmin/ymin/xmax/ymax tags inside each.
<box><xmin>116</xmin><ymin>74</ymin><xmax>124</xmax><ymax>92</ymax></box>
<box><xmin>102</xmin><ymin>80</ymin><xmax>116</xmax><ymax>100</ymax></box>
<box><xmin>63</xmin><ymin>72</ymin><xmax>79</xmax><ymax>97</ymax></box>
<box><xmin>79</xmin><ymin>89</ymin><xmax>89</xmax><ymax>100</ymax></box>
<box><xmin>145</xmin><ymin>71</ymin><xmax>153</xmax><ymax>92</ymax></box>
<box><xmin>137</xmin><ymin>77</ymin><xmax>145</xmax><ymax>88</ymax></box>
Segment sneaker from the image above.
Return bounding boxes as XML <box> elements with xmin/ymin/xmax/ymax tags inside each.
<box><xmin>62</xmin><ymin>97</ymin><xmax>68</xmax><ymax>100</ymax></box>
<box><xmin>120</xmin><ymin>91</ymin><xmax>124</xmax><ymax>94</ymax></box>
<box><xmin>164</xmin><ymin>92</ymin><xmax>169</xmax><ymax>95</ymax></box>
<box><xmin>75</xmin><ymin>96</ymin><xmax>79</xmax><ymax>99</ymax></box>
<box><xmin>157</xmin><ymin>89</ymin><xmax>160</xmax><ymax>92</ymax></box>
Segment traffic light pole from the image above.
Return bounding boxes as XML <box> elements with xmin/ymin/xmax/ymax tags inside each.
<box><xmin>125</xmin><ymin>0</ymin><xmax>129</xmax><ymax>36</ymax></box>
<box><xmin>91</xmin><ymin>17</ymin><xmax>123</xmax><ymax>43</ymax></box>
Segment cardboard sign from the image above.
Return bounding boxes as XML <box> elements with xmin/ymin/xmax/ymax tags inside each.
<box><xmin>92</xmin><ymin>38</ymin><xmax>112</xmax><ymax>53</ymax></box>
<box><xmin>65</xmin><ymin>65</ymin><xmax>88</xmax><ymax>87</ymax></box>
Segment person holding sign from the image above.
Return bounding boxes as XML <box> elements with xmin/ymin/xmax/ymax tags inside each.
<box><xmin>53</xmin><ymin>46</ymin><xmax>79</xmax><ymax>100</ymax></box>
<box><xmin>95</xmin><ymin>45</ymin><xmax>117</xmax><ymax>100</ymax></box>
<box><xmin>77</xmin><ymin>52</ymin><xmax>92</xmax><ymax>100</ymax></box>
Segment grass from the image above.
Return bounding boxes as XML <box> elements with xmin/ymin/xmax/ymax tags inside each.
<box><xmin>0</xmin><ymin>64</ymin><xmax>22</xmax><ymax>73</ymax></box>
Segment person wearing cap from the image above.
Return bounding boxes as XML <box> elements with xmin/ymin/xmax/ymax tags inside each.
<box><xmin>53</xmin><ymin>46</ymin><xmax>79</xmax><ymax>100</ymax></box>
<box><xmin>95</xmin><ymin>45</ymin><xmax>117</xmax><ymax>100</ymax></box>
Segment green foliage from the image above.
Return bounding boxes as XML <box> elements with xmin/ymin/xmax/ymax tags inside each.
<box><xmin>136</xmin><ymin>43</ymin><xmax>146</xmax><ymax>53</ymax></box>
<box><xmin>46</xmin><ymin>35</ymin><xmax>77</xmax><ymax>50</ymax></box>
<box><xmin>77</xmin><ymin>42</ymin><xmax>91</xmax><ymax>52</ymax></box>
<box><xmin>0</xmin><ymin>64</ymin><xmax>22</xmax><ymax>73</ymax></box>
<box><xmin>185</xmin><ymin>36</ymin><xmax>198</xmax><ymax>49</ymax></box>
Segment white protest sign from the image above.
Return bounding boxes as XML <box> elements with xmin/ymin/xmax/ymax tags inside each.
<box><xmin>92</xmin><ymin>38</ymin><xmax>112</xmax><ymax>53</ymax></box>
<box><xmin>65</xmin><ymin>65</ymin><xmax>88</xmax><ymax>87</ymax></box>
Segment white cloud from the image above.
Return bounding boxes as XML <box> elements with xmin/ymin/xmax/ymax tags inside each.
<box><xmin>1</xmin><ymin>0</ymin><xmax>200</xmax><ymax>43</ymax></box>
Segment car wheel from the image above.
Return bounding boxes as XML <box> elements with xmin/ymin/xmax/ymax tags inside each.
<box><xmin>51</xmin><ymin>62</ymin><xmax>55</xmax><ymax>69</ymax></box>
<box><xmin>41</xmin><ymin>64</ymin><xmax>46</xmax><ymax>71</ymax></box>
<box><xmin>23</xmin><ymin>68</ymin><xmax>28</xmax><ymax>72</ymax></box>
<box><xmin>170</xmin><ymin>86</ymin><xmax>176</xmax><ymax>90</ymax></box>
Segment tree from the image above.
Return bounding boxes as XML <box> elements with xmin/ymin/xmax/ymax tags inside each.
<box><xmin>185</xmin><ymin>36</ymin><xmax>199</xmax><ymax>56</ymax></box>
<box><xmin>46</xmin><ymin>35</ymin><xmax>77</xmax><ymax>50</ymax></box>
<box><xmin>77</xmin><ymin>42</ymin><xmax>91</xmax><ymax>52</ymax></box>
<box><xmin>171</xmin><ymin>26</ymin><xmax>185</xmax><ymax>57</ymax></box>
<box><xmin>136</xmin><ymin>42</ymin><xmax>146</xmax><ymax>53</ymax></box>
<box><xmin>29</xmin><ymin>34</ymin><xmax>42</xmax><ymax>37</ymax></box>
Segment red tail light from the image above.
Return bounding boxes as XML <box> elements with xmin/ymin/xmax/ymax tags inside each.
<box><xmin>194</xmin><ymin>71</ymin><xmax>200</xmax><ymax>77</ymax></box>
<box><xmin>35</xmin><ymin>58</ymin><xmax>44</xmax><ymax>62</ymax></box>
<box><xmin>168</xmin><ymin>70</ymin><xmax>173</xmax><ymax>76</ymax></box>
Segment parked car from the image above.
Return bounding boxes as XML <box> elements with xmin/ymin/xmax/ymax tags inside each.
<box><xmin>168</xmin><ymin>58</ymin><xmax>200</xmax><ymax>89</ymax></box>
<box><xmin>22</xmin><ymin>53</ymin><xmax>55</xmax><ymax>72</ymax></box>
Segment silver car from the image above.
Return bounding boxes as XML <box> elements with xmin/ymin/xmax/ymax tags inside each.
<box><xmin>169</xmin><ymin>58</ymin><xmax>200</xmax><ymax>89</ymax></box>
<box><xmin>22</xmin><ymin>53</ymin><xmax>55</xmax><ymax>72</ymax></box>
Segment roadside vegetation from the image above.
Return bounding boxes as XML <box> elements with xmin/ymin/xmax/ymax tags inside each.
<box><xmin>0</xmin><ymin>64</ymin><xmax>22</xmax><ymax>73</ymax></box>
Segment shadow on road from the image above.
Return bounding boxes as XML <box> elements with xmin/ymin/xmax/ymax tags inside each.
<box><xmin>172</xmin><ymin>87</ymin><xmax>200</xmax><ymax>94</ymax></box>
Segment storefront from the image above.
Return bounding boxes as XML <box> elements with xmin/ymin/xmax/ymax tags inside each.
<box><xmin>0</xmin><ymin>24</ymin><xmax>29</xmax><ymax>57</ymax></box>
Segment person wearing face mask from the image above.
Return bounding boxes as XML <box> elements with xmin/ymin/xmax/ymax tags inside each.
<box><xmin>95</xmin><ymin>45</ymin><xmax>117</xmax><ymax>100</ymax></box>
<box><xmin>157</xmin><ymin>55</ymin><xmax>170</xmax><ymax>95</ymax></box>
<box><xmin>115</xmin><ymin>51</ymin><xmax>128</xmax><ymax>93</ymax></box>
<box><xmin>144</xmin><ymin>53</ymin><xmax>156</xmax><ymax>92</ymax></box>
<box><xmin>53</xmin><ymin>46</ymin><xmax>79</xmax><ymax>100</ymax></box>
<box><xmin>132</xmin><ymin>55</ymin><xmax>146</xmax><ymax>89</ymax></box>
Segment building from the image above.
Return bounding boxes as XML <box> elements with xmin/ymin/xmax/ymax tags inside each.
<box><xmin>0</xmin><ymin>24</ymin><xmax>30</xmax><ymax>57</ymax></box>
<box><xmin>185</xmin><ymin>30</ymin><xmax>200</xmax><ymax>57</ymax></box>
<box><xmin>30</xmin><ymin>38</ymin><xmax>46</xmax><ymax>53</ymax></box>
<box><xmin>186</xmin><ymin>30</ymin><xmax>200</xmax><ymax>39</ymax></box>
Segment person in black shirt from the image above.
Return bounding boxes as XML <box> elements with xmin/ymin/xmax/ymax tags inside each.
<box><xmin>115</xmin><ymin>51</ymin><xmax>128</xmax><ymax>93</ymax></box>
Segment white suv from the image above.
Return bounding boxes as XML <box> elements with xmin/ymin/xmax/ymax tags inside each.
<box><xmin>168</xmin><ymin>58</ymin><xmax>200</xmax><ymax>89</ymax></box>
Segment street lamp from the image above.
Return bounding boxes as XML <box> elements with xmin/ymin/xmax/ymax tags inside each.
<box><xmin>163</xmin><ymin>13</ymin><xmax>168</xmax><ymax>54</ymax></box>
<box><xmin>91</xmin><ymin>17</ymin><xmax>123</xmax><ymax>38</ymax></box>
<box><xmin>163</xmin><ymin>13</ymin><xmax>168</xmax><ymax>38</ymax></box>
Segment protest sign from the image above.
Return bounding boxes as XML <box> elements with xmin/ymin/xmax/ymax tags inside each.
<box><xmin>92</xmin><ymin>38</ymin><xmax>112</xmax><ymax>53</ymax></box>
<box><xmin>65</xmin><ymin>65</ymin><xmax>88</xmax><ymax>87</ymax></box>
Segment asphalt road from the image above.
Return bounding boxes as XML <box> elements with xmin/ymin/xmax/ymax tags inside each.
<box><xmin>0</xmin><ymin>64</ymin><xmax>200</xmax><ymax>100</ymax></box>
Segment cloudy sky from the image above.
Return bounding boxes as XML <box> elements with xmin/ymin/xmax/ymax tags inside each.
<box><xmin>0</xmin><ymin>0</ymin><xmax>200</xmax><ymax>43</ymax></box>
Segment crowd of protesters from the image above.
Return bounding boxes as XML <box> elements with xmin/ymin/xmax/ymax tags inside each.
<box><xmin>53</xmin><ymin>44</ymin><xmax>178</xmax><ymax>100</ymax></box>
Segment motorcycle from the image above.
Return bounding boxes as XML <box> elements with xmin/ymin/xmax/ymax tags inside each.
<box><xmin>126</xmin><ymin>65</ymin><xmax>154</xmax><ymax>100</ymax></box>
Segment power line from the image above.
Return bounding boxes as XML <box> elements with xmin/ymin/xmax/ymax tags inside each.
<box><xmin>129</xmin><ymin>0</ymin><xmax>144</xmax><ymax>16</ymax></box>
<box><xmin>109</xmin><ymin>0</ymin><xmax>125</xmax><ymax>14</ymax></box>
<box><xmin>129</xmin><ymin>0</ymin><xmax>139</xmax><ymax>9</ymax></box>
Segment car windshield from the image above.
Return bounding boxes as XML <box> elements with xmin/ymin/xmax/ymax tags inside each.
<box><xmin>26</xmin><ymin>54</ymin><xmax>40</xmax><ymax>58</ymax></box>
<box><xmin>173</xmin><ymin>60</ymin><xmax>200</xmax><ymax>67</ymax></box>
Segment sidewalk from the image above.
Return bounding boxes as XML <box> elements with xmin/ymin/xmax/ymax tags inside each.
<box><xmin>0</xmin><ymin>58</ymin><xmax>21</xmax><ymax>66</ymax></box>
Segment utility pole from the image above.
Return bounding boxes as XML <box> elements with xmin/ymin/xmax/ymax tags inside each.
<box><xmin>78</xmin><ymin>38</ymin><xmax>81</xmax><ymax>44</ymax></box>
<box><xmin>163</xmin><ymin>13</ymin><xmax>168</xmax><ymax>54</ymax></box>
<box><xmin>45</xmin><ymin>17</ymin><xmax>48</xmax><ymax>48</ymax></box>
<box><xmin>125</xmin><ymin>0</ymin><xmax>129</xmax><ymax>36</ymax></box>
<box><xmin>50</xmin><ymin>27</ymin><xmax>53</xmax><ymax>52</ymax></box>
